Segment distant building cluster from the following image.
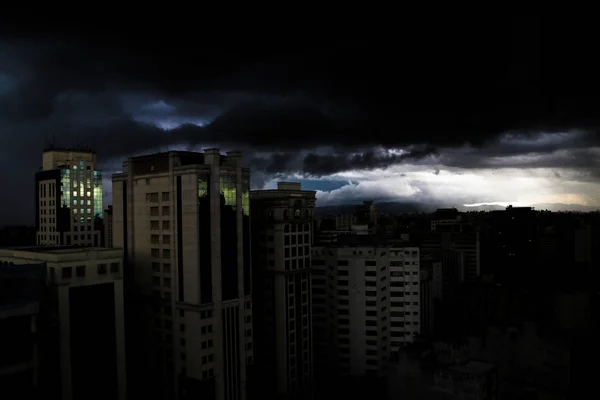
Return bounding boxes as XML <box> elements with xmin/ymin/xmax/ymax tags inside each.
<box><xmin>0</xmin><ymin>146</ymin><xmax>597</xmax><ymax>400</ymax></box>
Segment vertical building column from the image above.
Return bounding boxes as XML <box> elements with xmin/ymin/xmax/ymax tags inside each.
<box><xmin>114</xmin><ymin>280</ymin><xmax>128</xmax><ymax>400</ymax></box>
<box><xmin>126</xmin><ymin>160</ymin><xmax>135</xmax><ymax>271</ymax></box>
<box><xmin>58</xmin><ymin>286</ymin><xmax>72</xmax><ymax>400</ymax></box>
<box><xmin>31</xmin><ymin>314</ymin><xmax>38</xmax><ymax>388</ymax></box>
<box><xmin>205</xmin><ymin>148</ymin><xmax>225</xmax><ymax>400</ymax></box>
<box><xmin>228</xmin><ymin>151</ymin><xmax>247</xmax><ymax>400</ymax></box>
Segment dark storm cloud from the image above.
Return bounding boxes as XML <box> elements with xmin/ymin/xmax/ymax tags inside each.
<box><xmin>4</xmin><ymin>19</ymin><xmax>600</xmax><ymax>226</ymax></box>
<box><xmin>4</xmin><ymin>25</ymin><xmax>600</xmax><ymax>158</ymax></box>
<box><xmin>302</xmin><ymin>146</ymin><xmax>438</xmax><ymax>175</ymax></box>
<box><xmin>435</xmin><ymin>146</ymin><xmax>600</xmax><ymax>172</ymax></box>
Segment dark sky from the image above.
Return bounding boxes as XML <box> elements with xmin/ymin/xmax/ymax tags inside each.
<box><xmin>2</xmin><ymin>17</ymin><xmax>600</xmax><ymax>226</ymax></box>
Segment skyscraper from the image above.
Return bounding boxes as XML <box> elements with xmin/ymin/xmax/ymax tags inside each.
<box><xmin>35</xmin><ymin>149</ymin><xmax>103</xmax><ymax>246</ymax></box>
<box><xmin>250</xmin><ymin>182</ymin><xmax>316</xmax><ymax>399</ymax></box>
<box><xmin>112</xmin><ymin>149</ymin><xmax>252</xmax><ymax>400</ymax></box>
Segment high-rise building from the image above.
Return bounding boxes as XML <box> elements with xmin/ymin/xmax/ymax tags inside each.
<box><xmin>250</xmin><ymin>182</ymin><xmax>316</xmax><ymax>399</ymax></box>
<box><xmin>311</xmin><ymin>238</ymin><xmax>420</xmax><ymax>380</ymax></box>
<box><xmin>35</xmin><ymin>149</ymin><xmax>103</xmax><ymax>247</ymax></box>
<box><xmin>0</xmin><ymin>246</ymin><xmax>127</xmax><ymax>400</ymax></box>
<box><xmin>112</xmin><ymin>149</ymin><xmax>253</xmax><ymax>400</ymax></box>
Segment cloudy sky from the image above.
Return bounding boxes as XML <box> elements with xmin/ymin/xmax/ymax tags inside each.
<box><xmin>1</xmin><ymin>18</ymin><xmax>600</xmax><ymax>225</ymax></box>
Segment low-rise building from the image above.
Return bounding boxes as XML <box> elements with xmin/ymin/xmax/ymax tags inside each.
<box><xmin>0</xmin><ymin>246</ymin><xmax>126</xmax><ymax>400</ymax></box>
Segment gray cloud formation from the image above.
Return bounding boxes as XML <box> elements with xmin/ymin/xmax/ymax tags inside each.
<box><xmin>3</xmin><ymin>25</ymin><xmax>600</xmax><ymax>225</ymax></box>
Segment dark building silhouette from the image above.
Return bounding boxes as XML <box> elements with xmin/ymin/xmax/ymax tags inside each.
<box><xmin>250</xmin><ymin>182</ymin><xmax>316</xmax><ymax>400</ymax></box>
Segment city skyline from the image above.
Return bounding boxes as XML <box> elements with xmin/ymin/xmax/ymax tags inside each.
<box><xmin>3</xmin><ymin>19</ymin><xmax>600</xmax><ymax>226</ymax></box>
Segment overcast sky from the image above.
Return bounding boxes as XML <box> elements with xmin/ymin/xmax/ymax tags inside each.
<box><xmin>2</xmin><ymin>18</ymin><xmax>600</xmax><ymax>225</ymax></box>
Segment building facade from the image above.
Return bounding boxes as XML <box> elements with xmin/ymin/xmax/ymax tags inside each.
<box><xmin>0</xmin><ymin>261</ymin><xmax>46</xmax><ymax>399</ymax></box>
<box><xmin>103</xmin><ymin>205</ymin><xmax>113</xmax><ymax>248</ymax></box>
<box><xmin>35</xmin><ymin>149</ymin><xmax>103</xmax><ymax>247</ymax></box>
<box><xmin>0</xmin><ymin>246</ymin><xmax>126</xmax><ymax>400</ymax></box>
<box><xmin>112</xmin><ymin>149</ymin><xmax>252</xmax><ymax>400</ymax></box>
<box><xmin>250</xmin><ymin>182</ymin><xmax>316</xmax><ymax>399</ymax></box>
<box><xmin>311</xmin><ymin>242</ymin><xmax>420</xmax><ymax>380</ymax></box>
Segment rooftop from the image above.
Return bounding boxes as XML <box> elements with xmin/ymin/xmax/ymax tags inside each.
<box><xmin>251</xmin><ymin>182</ymin><xmax>317</xmax><ymax>197</ymax></box>
<box><xmin>0</xmin><ymin>246</ymin><xmax>123</xmax><ymax>263</ymax></box>
<box><xmin>43</xmin><ymin>147</ymin><xmax>95</xmax><ymax>154</ymax></box>
<box><xmin>3</xmin><ymin>245</ymin><xmax>108</xmax><ymax>254</ymax></box>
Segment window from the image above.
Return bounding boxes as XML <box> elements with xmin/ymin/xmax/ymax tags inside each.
<box><xmin>162</xmin><ymin>206</ymin><xmax>169</xmax><ymax>216</ymax></box>
<box><xmin>163</xmin><ymin>235</ymin><xmax>170</xmax><ymax>244</ymax></box>
<box><xmin>151</xmin><ymin>248</ymin><xmax>160</xmax><ymax>257</ymax></box>
<box><xmin>163</xmin><ymin>263</ymin><xmax>171</xmax><ymax>273</ymax></box>
<box><xmin>150</xmin><ymin>207</ymin><xmax>159</xmax><ymax>216</ymax></box>
<box><xmin>146</xmin><ymin>193</ymin><xmax>159</xmax><ymax>202</ymax></box>
<box><xmin>162</xmin><ymin>220</ymin><xmax>170</xmax><ymax>230</ymax></box>
<box><xmin>97</xmin><ymin>264</ymin><xmax>107</xmax><ymax>274</ymax></box>
<box><xmin>151</xmin><ymin>234</ymin><xmax>160</xmax><ymax>244</ymax></box>
<box><xmin>152</xmin><ymin>262</ymin><xmax>160</xmax><ymax>272</ymax></box>
<box><xmin>162</xmin><ymin>192</ymin><xmax>170</xmax><ymax>201</ymax></box>
<box><xmin>76</xmin><ymin>265</ymin><xmax>85</xmax><ymax>277</ymax></box>
<box><xmin>61</xmin><ymin>267</ymin><xmax>73</xmax><ymax>278</ymax></box>
<box><xmin>110</xmin><ymin>263</ymin><xmax>120</xmax><ymax>273</ymax></box>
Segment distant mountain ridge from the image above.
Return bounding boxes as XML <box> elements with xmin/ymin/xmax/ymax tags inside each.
<box><xmin>315</xmin><ymin>201</ymin><xmax>599</xmax><ymax>216</ymax></box>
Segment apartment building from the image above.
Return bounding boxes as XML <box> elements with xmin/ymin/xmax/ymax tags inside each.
<box><xmin>250</xmin><ymin>182</ymin><xmax>316</xmax><ymax>399</ymax></box>
<box><xmin>35</xmin><ymin>148</ymin><xmax>103</xmax><ymax>247</ymax></box>
<box><xmin>0</xmin><ymin>246</ymin><xmax>126</xmax><ymax>400</ymax></box>
<box><xmin>311</xmin><ymin>238</ymin><xmax>420</xmax><ymax>380</ymax></box>
<box><xmin>112</xmin><ymin>149</ymin><xmax>252</xmax><ymax>400</ymax></box>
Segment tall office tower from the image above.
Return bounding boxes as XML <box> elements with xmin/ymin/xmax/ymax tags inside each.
<box><xmin>311</xmin><ymin>238</ymin><xmax>420</xmax><ymax>382</ymax></box>
<box><xmin>0</xmin><ymin>246</ymin><xmax>127</xmax><ymax>400</ymax></box>
<box><xmin>35</xmin><ymin>148</ymin><xmax>103</xmax><ymax>247</ymax></box>
<box><xmin>103</xmin><ymin>205</ymin><xmax>114</xmax><ymax>248</ymax></box>
<box><xmin>487</xmin><ymin>206</ymin><xmax>537</xmax><ymax>280</ymax></box>
<box><xmin>112</xmin><ymin>149</ymin><xmax>252</xmax><ymax>400</ymax></box>
<box><xmin>422</xmin><ymin>227</ymin><xmax>479</xmax><ymax>282</ymax></box>
<box><xmin>250</xmin><ymin>182</ymin><xmax>316</xmax><ymax>400</ymax></box>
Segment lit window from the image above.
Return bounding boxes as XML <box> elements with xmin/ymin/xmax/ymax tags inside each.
<box><xmin>73</xmin><ymin>191</ymin><xmax>77</xmax><ymax>197</ymax></box>
<box><xmin>86</xmin><ymin>191</ymin><xmax>91</xmax><ymax>197</ymax></box>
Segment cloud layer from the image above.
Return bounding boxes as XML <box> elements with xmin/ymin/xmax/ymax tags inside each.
<box><xmin>2</xmin><ymin>23</ymin><xmax>600</xmax><ymax>225</ymax></box>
